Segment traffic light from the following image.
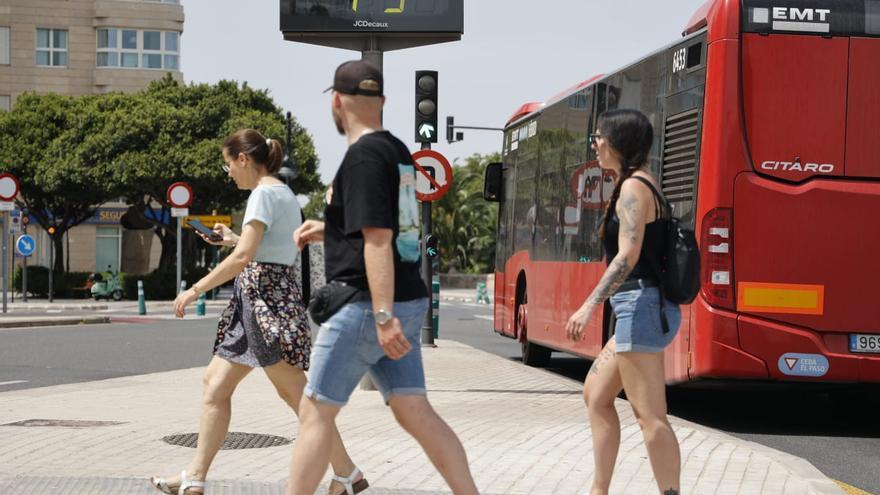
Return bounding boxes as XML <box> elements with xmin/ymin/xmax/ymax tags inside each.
<box><xmin>415</xmin><ymin>70</ymin><xmax>438</xmax><ymax>144</ymax></box>
<box><xmin>47</xmin><ymin>226</ymin><xmax>56</xmax><ymax>236</ymax></box>
<box><xmin>424</xmin><ymin>234</ymin><xmax>439</xmax><ymax>258</ymax></box>
<box><xmin>446</xmin><ymin>116</ymin><xmax>455</xmax><ymax>144</ymax></box>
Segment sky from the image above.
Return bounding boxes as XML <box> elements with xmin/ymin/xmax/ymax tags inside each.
<box><xmin>182</xmin><ymin>0</ymin><xmax>708</xmax><ymax>184</ymax></box>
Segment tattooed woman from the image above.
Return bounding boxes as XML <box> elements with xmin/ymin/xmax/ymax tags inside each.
<box><xmin>565</xmin><ymin>109</ymin><xmax>682</xmax><ymax>495</ymax></box>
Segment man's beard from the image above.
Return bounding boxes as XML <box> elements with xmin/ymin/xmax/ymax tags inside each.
<box><xmin>333</xmin><ymin>110</ymin><xmax>344</xmax><ymax>135</ymax></box>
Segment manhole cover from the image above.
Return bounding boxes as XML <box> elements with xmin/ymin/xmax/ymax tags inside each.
<box><xmin>2</xmin><ymin>419</ymin><xmax>125</xmax><ymax>428</ymax></box>
<box><xmin>162</xmin><ymin>432</ymin><xmax>292</xmax><ymax>450</ymax></box>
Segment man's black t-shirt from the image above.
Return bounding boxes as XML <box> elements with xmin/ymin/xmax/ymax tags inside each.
<box><xmin>324</xmin><ymin>131</ymin><xmax>427</xmax><ymax>301</ymax></box>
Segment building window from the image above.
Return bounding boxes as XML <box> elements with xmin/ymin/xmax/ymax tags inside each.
<box><xmin>97</xmin><ymin>28</ymin><xmax>179</xmax><ymax>70</ymax></box>
<box><xmin>0</xmin><ymin>27</ymin><xmax>9</xmax><ymax>65</ymax></box>
<box><xmin>0</xmin><ymin>96</ymin><xmax>9</xmax><ymax>111</ymax></box>
<box><xmin>96</xmin><ymin>226</ymin><xmax>121</xmax><ymax>274</ymax></box>
<box><xmin>36</xmin><ymin>28</ymin><xmax>68</xmax><ymax>67</ymax></box>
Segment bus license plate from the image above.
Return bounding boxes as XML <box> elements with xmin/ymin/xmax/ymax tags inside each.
<box><xmin>849</xmin><ymin>334</ymin><xmax>880</xmax><ymax>353</ymax></box>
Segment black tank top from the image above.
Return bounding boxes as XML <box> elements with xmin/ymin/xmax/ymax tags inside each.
<box><xmin>602</xmin><ymin>175</ymin><xmax>668</xmax><ymax>282</ymax></box>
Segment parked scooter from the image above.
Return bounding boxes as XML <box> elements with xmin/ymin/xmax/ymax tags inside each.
<box><xmin>90</xmin><ymin>266</ymin><xmax>124</xmax><ymax>301</ymax></box>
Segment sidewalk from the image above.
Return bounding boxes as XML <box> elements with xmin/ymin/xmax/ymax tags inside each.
<box><xmin>0</xmin><ymin>341</ymin><xmax>843</xmax><ymax>494</ymax></box>
<box><xmin>0</xmin><ymin>290</ymin><xmax>486</xmax><ymax>329</ymax></box>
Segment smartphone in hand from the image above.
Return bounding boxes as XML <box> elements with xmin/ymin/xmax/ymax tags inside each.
<box><xmin>187</xmin><ymin>218</ymin><xmax>223</xmax><ymax>242</ymax></box>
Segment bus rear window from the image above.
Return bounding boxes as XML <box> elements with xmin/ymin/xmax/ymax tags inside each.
<box><xmin>867</xmin><ymin>0</ymin><xmax>880</xmax><ymax>34</ymax></box>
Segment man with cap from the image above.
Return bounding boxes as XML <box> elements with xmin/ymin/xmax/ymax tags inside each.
<box><xmin>289</xmin><ymin>60</ymin><xmax>480</xmax><ymax>495</ymax></box>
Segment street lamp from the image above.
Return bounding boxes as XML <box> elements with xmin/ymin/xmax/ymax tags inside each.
<box><xmin>278</xmin><ymin>111</ymin><xmax>298</xmax><ymax>188</ymax></box>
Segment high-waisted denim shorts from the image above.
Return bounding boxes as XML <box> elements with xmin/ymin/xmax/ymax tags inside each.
<box><xmin>610</xmin><ymin>285</ymin><xmax>681</xmax><ymax>353</ymax></box>
<box><xmin>304</xmin><ymin>297</ymin><xmax>430</xmax><ymax>407</ymax></box>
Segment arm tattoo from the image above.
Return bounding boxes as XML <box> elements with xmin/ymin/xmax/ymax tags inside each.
<box><xmin>587</xmin><ymin>187</ymin><xmax>644</xmax><ymax>306</ymax></box>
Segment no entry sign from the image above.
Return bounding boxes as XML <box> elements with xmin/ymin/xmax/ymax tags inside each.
<box><xmin>166</xmin><ymin>182</ymin><xmax>193</xmax><ymax>208</ymax></box>
<box><xmin>413</xmin><ymin>150</ymin><xmax>453</xmax><ymax>202</ymax></box>
<box><xmin>0</xmin><ymin>173</ymin><xmax>20</xmax><ymax>201</ymax></box>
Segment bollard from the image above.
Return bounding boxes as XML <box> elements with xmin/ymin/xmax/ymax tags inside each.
<box><xmin>476</xmin><ymin>282</ymin><xmax>490</xmax><ymax>304</ymax></box>
<box><xmin>432</xmin><ymin>277</ymin><xmax>440</xmax><ymax>338</ymax></box>
<box><xmin>137</xmin><ymin>280</ymin><xmax>146</xmax><ymax>315</ymax></box>
<box><xmin>196</xmin><ymin>291</ymin><xmax>206</xmax><ymax>316</ymax></box>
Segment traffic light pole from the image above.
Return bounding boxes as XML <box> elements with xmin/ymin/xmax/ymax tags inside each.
<box><xmin>419</xmin><ymin>143</ymin><xmax>435</xmax><ymax>347</ymax></box>
<box><xmin>48</xmin><ymin>232</ymin><xmax>53</xmax><ymax>303</ymax></box>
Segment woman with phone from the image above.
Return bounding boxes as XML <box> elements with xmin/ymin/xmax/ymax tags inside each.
<box><xmin>151</xmin><ymin>129</ymin><xmax>367</xmax><ymax>495</ymax></box>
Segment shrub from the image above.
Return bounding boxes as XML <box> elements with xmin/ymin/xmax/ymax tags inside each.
<box><xmin>122</xmin><ymin>265</ymin><xmax>210</xmax><ymax>300</ymax></box>
<box><xmin>13</xmin><ymin>267</ymin><xmax>95</xmax><ymax>298</ymax></box>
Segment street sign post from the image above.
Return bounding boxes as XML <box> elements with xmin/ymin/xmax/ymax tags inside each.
<box><xmin>0</xmin><ymin>173</ymin><xmax>19</xmax><ymax>314</ymax></box>
<box><xmin>16</xmin><ymin>233</ymin><xmax>34</xmax><ymax>302</ymax></box>
<box><xmin>412</xmin><ymin>148</ymin><xmax>453</xmax><ymax>347</ymax></box>
<box><xmin>167</xmin><ymin>182</ymin><xmax>193</xmax><ymax>295</ymax></box>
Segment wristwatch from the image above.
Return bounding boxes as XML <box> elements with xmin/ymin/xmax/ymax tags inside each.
<box><xmin>374</xmin><ymin>309</ymin><xmax>393</xmax><ymax>326</ymax></box>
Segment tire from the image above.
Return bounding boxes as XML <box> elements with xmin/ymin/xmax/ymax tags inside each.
<box><xmin>516</xmin><ymin>282</ymin><xmax>551</xmax><ymax>367</ymax></box>
<box><xmin>92</xmin><ymin>294</ymin><xmax>101</xmax><ymax>301</ymax></box>
<box><xmin>111</xmin><ymin>289</ymin><xmax>123</xmax><ymax>301</ymax></box>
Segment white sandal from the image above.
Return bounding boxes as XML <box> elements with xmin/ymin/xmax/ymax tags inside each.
<box><xmin>150</xmin><ymin>470</ymin><xmax>205</xmax><ymax>495</ymax></box>
<box><xmin>331</xmin><ymin>467</ymin><xmax>369</xmax><ymax>495</ymax></box>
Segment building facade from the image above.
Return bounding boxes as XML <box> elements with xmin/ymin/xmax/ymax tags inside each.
<box><xmin>0</xmin><ymin>0</ymin><xmax>184</xmax><ymax>277</ymax></box>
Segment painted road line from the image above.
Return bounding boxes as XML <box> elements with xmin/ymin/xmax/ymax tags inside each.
<box><xmin>835</xmin><ymin>481</ymin><xmax>875</xmax><ymax>495</ymax></box>
<box><xmin>474</xmin><ymin>315</ymin><xmax>493</xmax><ymax>321</ymax></box>
<box><xmin>0</xmin><ymin>380</ymin><xmax>28</xmax><ymax>386</ymax></box>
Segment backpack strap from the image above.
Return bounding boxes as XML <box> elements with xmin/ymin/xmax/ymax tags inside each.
<box><xmin>628</xmin><ymin>175</ymin><xmax>672</xmax><ymax>334</ymax></box>
<box><xmin>628</xmin><ymin>175</ymin><xmax>669</xmax><ymax>219</ymax></box>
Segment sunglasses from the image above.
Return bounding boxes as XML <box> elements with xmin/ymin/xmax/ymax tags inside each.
<box><xmin>221</xmin><ymin>163</ymin><xmax>230</xmax><ymax>173</ymax></box>
<box><xmin>588</xmin><ymin>132</ymin><xmax>602</xmax><ymax>146</ymax></box>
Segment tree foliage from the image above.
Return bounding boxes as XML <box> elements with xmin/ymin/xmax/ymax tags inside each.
<box><xmin>0</xmin><ymin>76</ymin><xmax>321</xmax><ymax>271</ymax></box>
<box><xmin>0</xmin><ymin>93</ymin><xmax>123</xmax><ymax>270</ymax></box>
<box><xmin>432</xmin><ymin>153</ymin><xmax>500</xmax><ymax>274</ymax></box>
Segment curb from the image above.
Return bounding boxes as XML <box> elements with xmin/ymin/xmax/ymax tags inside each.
<box><xmin>7</xmin><ymin>304</ymin><xmax>109</xmax><ymax>311</ymax></box>
<box><xmin>439</xmin><ymin>295</ymin><xmax>493</xmax><ymax>305</ymax></box>
<box><xmin>0</xmin><ymin>316</ymin><xmax>111</xmax><ymax>329</ymax></box>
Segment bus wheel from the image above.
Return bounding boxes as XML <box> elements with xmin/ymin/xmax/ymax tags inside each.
<box><xmin>516</xmin><ymin>287</ymin><xmax>551</xmax><ymax>367</ymax></box>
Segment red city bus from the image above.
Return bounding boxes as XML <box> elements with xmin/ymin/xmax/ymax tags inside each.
<box><xmin>483</xmin><ymin>0</ymin><xmax>880</xmax><ymax>383</ymax></box>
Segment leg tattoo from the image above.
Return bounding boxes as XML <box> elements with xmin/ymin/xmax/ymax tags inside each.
<box><xmin>589</xmin><ymin>348</ymin><xmax>613</xmax><ymax>376</ymax></box>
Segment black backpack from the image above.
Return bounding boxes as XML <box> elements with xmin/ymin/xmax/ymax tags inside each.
<box><xmin>631</xmin><ymin>176</ymin><xmax>701</xmax><ymax>306</ymax></box>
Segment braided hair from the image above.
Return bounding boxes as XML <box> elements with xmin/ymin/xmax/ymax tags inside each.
<box><xmin>597</xmin><ymin>109</ymin><xmax>654</xmax><ymax>239</ymax></box>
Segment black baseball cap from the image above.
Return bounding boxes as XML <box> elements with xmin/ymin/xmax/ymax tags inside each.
<box><xmin>324</xmin><ymin>60</ymin><xmax>384</xmax><ymax>97</ymax></box>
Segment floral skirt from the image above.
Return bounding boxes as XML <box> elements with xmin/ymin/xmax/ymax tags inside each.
<box><xmin>213</xmin><ymin>262</ymin><xmax>311</xmax><ymax>369</ymax></box>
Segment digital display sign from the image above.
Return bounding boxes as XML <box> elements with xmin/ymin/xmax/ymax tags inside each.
<box><xmin>280</xmin><ymin>0</ymin><xmax>464</xmax><ymax>34</ymax></box>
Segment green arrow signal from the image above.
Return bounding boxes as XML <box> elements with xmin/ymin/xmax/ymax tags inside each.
<box><xmin>419</xmin><ymin>123</ymin><xmax>435</xmax><ymax>139</ymax></box>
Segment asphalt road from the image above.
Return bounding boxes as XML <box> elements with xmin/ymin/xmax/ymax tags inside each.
<box><xmin>0</xmin><ymin>301</ymin><xmax>877</xmax><ymax>493</ymax></box>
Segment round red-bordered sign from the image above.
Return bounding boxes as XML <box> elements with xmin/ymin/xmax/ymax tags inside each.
<box><xmin>166</xmin><ymin>182</ymin><xmax>193</xmax><ymax>208</ymax></box>
<box><xmin>412</xmin><ymin>150</ymin><xmax>453</xmax><ymax>202</ymax></box>
<box><xmin>0</xmin><ymin>173</ymin><xmax>20</xmax><ymax>201</ymax></box>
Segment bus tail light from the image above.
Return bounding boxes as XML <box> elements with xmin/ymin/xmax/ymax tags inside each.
<box><xmin>701</xmin><ymin>208</ymin><xmax>734</xmax><ymax>309</ymax></box>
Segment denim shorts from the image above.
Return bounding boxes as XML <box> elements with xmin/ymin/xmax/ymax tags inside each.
<box><xmin>610</xmin><ymin>286</ymin><xmax>681</xmax><ymax>353</ymax></box>
<box><xmin>304</xmin><ymin>297</ymin><xmax>430</xmax><ymax>407</ymax></box>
